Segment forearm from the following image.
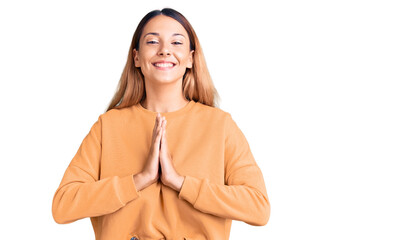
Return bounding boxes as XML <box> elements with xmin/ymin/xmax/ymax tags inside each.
<box><xmin>177</xmin><ymin>173</ymin><xmax>270</xmax><ymax>226</ymax></box>
<box><xmin>161</xmin><ymin>173</ymin><xmax>185</xmax><ymax>192</ymax></box>
<box><xmin>172</xmin><ymin>175</ymin><xmax>185</xmax><ymax>192</ymax></box>
<box><xmin>133</xmin><ymin>172</ymin><xmax>156</xmax><ymax>191</ymax></box>
<box><xmin>52</xmin><ymin>168</ymin><xmax>141</xmax><ymax>224</ymax></box>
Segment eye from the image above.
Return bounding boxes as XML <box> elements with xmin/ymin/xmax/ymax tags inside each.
<box><xmin>146</xmin><ymin>40</ymin><xmax>182</xmax><ymax>45</ymax></box>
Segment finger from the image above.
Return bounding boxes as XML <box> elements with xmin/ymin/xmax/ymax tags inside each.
<box><xmin>162</xmin><ymin>120</ymin><xmax>167</xmax><ymax>139</ymax></box>
<box><xmin>156</xmin><ymin>115</ymin><xmax>163</xmax><ymax>134</ymax></box>
<box><xmin>161</xmin><ymin>118</ymin><xmax>166</xmax><ymax>129</ymax></box>
<box><xmin>159</xmin><ymin>117</ymin><xmax>164</xmax><ymax>131</ymax></box>
<box><xmin>154</xmin><ymin>116</ymin><xmax>163</xmax><ymax>144</ymax></box>
<box><xmin>161</xmin><ymin>129</ymin><xmax>166</xmax><ymax>145</ymax></box>
<box><xmin>155</xmin><ymin>124</ymin><xmax>163</xmax><ymax>146</ymax></box>
<box><xmin>160</xmin><ymin>126</ymin><xmax>166</xmax><ymax>147</ymax></box>
<box><xmin>151</xmin><ymin>113</ymin><xmax>161</xmax><ymax>147</ymax></box>
<box><xmin>156</xmin><ymin>113</ymin><xmax>162</xmax><ymax>128</ymax></box>
<box><xmin>155</xmin><ymin>113</ymin><xmax>160</xmax><ymax>126</ymax></box>
<box><xmin>160</xmin><ymin>119</ymin><xmax>166</xmax><ymax>136</ymax></box>
<box><xmin>152</xmin><ymin>113</ymin><xmax>161</xmax><ymax>134</ymax></box>
<box><xmin>158</xmin><ymin>117</ymin><xmax>163</xmax><ymax>136</ymax></box>
<box><xmin>160</xmin><ymin>121</ymin><xmax>165</xmax><ymax>139</ymax></box>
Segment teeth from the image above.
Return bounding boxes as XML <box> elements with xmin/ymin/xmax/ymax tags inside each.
<box><xmin>154</xmin><ymin>63</ymin><xmax>174</xmax><ymax>67</ymax></box>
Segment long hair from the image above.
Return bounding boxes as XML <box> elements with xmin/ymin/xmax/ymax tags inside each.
<box><xmin>105</xmin><ymin>8</ymin><xmax>220</xmax><ymax>112</ymax></box>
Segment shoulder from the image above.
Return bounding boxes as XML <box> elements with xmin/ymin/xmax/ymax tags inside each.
<box><xmin>97</xmin><ymin>105</ymin><xmax>136</xmax><ymax>125</ymax></box>
<box><xmin>193</xmin><ymin>101</ymin><xmax>233</xmax><ymax>123</ymax></box>
<box><xmin>194</xmin><ymin>101</ymin><xmax>232</xmax><ymax>118</ymax></box>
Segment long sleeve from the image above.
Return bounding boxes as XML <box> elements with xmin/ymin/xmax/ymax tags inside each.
<box><xmin>52</xmin><ymin>115</ymin><xmax>141</xmax><ymax>224</ymax></box>
<box><xmin>178</xmin><ymin>113</ymin><xmax>270</xmax><ymax>226</ymax></box>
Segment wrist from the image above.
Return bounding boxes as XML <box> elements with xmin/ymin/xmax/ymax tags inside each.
<box><xmin>133</xmin><ymin>172</ymin><xmax>155</xmax><ymax>192</ymax></box>
<box><xmin>173</xmin><ymin>175</ymin><xmax>185</xmax><ymax>192</ymax></box>
<box><xmin>144</xmin><ymin>172</ymin><xmax>158</xmax><ymax>185</ymax></box>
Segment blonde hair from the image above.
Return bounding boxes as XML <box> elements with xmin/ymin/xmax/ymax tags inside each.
<box><xmin>105</xmin><ymin>8</ymin><xmax>220</xmax><ymax>112</ymax></box>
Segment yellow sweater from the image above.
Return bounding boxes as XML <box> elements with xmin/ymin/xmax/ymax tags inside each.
<box><xmin>52</xmin><ymin>100</ymin><xmax>270</xmax><ymax>240</ymax></box>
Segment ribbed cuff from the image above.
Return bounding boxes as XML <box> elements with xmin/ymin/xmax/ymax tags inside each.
<box><xmin>178</xmin><ymin>175</ymin><xmax>202</xmax><ymax>205</ymax></box>
<box><xmin>117</xmin><ymin>174</ymin><xmax>142</xmax><ymax>205</ymax></box>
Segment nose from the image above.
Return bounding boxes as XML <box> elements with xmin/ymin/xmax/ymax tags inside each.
<box><xmin>158</xmin><ymin>49</ymin><xmax>171</xmax><ymax>56</ymax></box>
<box><xmin>158</xmin><ymin>43</ymin><xmax>171</xmax><ymax>56</ymax></box>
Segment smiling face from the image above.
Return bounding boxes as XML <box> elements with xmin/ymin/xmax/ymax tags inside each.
<box><xmin>133</xmin><ymin>15</ymin><xmax>194</xmax><ymax>84</ymax></box>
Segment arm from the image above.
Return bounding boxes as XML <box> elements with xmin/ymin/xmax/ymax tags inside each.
<box><xmin>51</xmin><ymin>115</ymin><xmax>144</xmax><ymax>224</ymax></box>
<box><xmin>178</xmin><ymin>114</ymin><xmax>270</xmax><ymax>226</ymax></box>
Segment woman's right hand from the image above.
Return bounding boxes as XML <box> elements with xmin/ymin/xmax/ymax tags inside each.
<box><xmin>141</xmin><ymin>113</ymin><xmax>164</xmax><ymax>183</ymax></box>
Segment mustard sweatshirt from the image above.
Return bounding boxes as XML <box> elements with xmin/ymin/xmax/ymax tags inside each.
<box><xmin>52</xmin><ymin>100</ymin><xmax>270</xmax><ymax>240</ymax></box>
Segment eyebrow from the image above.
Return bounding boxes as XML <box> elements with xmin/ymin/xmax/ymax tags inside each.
<box><xmin>143</xmin><ymin>32</ymin><xmax>185</xmax><ymax>39</ymax></box>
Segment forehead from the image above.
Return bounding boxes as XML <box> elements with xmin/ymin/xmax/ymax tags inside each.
<box><xmin>142</xmin><ymin>15</ymin><xmax>188</xmax><ymax>38</ymax></box>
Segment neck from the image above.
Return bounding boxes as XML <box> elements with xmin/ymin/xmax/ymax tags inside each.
<box><xmin>141</xmin><ymin>78</ymin><xmax>189</xmax><ymax>113</ymax></box>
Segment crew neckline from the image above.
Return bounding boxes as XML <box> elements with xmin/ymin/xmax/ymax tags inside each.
<box><xmin>135</xmin><ymin>100</ymin><xmax>196</xmax><ymax>118</ymax></box>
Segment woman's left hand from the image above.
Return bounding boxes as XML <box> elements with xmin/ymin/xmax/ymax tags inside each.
<box><xmin>159</xmin><ymin>117</ymin><xmax>185</xmax><ymax>192</ymax></box>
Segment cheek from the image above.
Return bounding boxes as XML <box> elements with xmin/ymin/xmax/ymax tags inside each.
<box><xmin>139</xmin><ymin>48</ymin><xmax>153</xmax><ymax>60</ymax></box>
<box><xmin>175</xmin><ymin>52</ymin><xmax>190</xmax><ymax>64</ymax></box>
<box><xmin>138</xmin><ymin>57</ymin><xmax>151</xmax><ymax>76</ymax></box>
<box><xmin>139</xmin><ymin>51</ymin><xmax>154</xmax><ymax>68</ymax></box>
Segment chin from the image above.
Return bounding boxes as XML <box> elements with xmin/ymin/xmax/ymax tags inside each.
<box><xmin>151</xmin><ymin>74</ymin><xmax>184</xmax><ymax>83</ymax></box>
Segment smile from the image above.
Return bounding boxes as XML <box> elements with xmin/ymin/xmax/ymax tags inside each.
<box><xmin>152</xmin><ymin>62</ymin><xmax>176</xmax><ymax>70</ymax></box>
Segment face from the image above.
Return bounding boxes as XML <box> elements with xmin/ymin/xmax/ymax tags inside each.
<box><xmin>133</xmin><ymin>15</ymin><xmax>194</xmax><ymax>84</ymax></box>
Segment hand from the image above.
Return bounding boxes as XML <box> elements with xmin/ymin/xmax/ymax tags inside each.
<box><xmin>141</xmin><ymin>113</ymin><xmax>163</xmax><ymax>184</ymax></box>
<box><xmin>159</xmin><ymin>116</ymin><xmax>185</xmax><ymax>192</ymax></box>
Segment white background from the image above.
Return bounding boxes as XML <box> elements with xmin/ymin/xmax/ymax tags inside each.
<box><xmin>0</xmin><ymin>0</ymin><xmax>408</xmax><ymax>239</ymax></box>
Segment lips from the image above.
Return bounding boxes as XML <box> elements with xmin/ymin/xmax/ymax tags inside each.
<box><xmin>152</xmin><ymin>61</ymin><xmax>176</xmax><ymax>70</ymax></box>
<box><xmin>152</xmin><ymin>61</ymin><xmax>176</xmax><ymax>66</ymax></box>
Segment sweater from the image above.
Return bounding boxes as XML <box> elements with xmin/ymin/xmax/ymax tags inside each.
<box><xmin>52</xmin><ymin>100</ymin><xmax>270</xmax><ymax>240</ymax></box>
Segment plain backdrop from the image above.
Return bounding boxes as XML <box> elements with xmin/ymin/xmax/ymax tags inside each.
<box><xmin>0</xmin><ymin>0</ymin><xmax>408</xmax><ymax>239</ymax></box>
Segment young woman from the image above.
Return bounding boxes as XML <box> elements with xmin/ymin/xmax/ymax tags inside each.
<box><xmin>52</xmin><ymin>7</ymin><xmax>270</xmax><ymax>240</ymax></box>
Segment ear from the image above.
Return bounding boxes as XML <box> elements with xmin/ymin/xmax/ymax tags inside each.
<box><xmin>133</xmin><ymin>49</ymin><xmax>140</xmax><ymax>67</ymax></box>
<box><xmin>187</xmin><ymin>50</ymin><xmax>194</xmax><ymax>68</ymax></box>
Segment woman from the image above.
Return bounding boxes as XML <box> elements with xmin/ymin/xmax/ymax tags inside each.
<box><xmin>52</xmin><ymin>7</ymin><xmax>270</xmax><ymax>240</ymax></box>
